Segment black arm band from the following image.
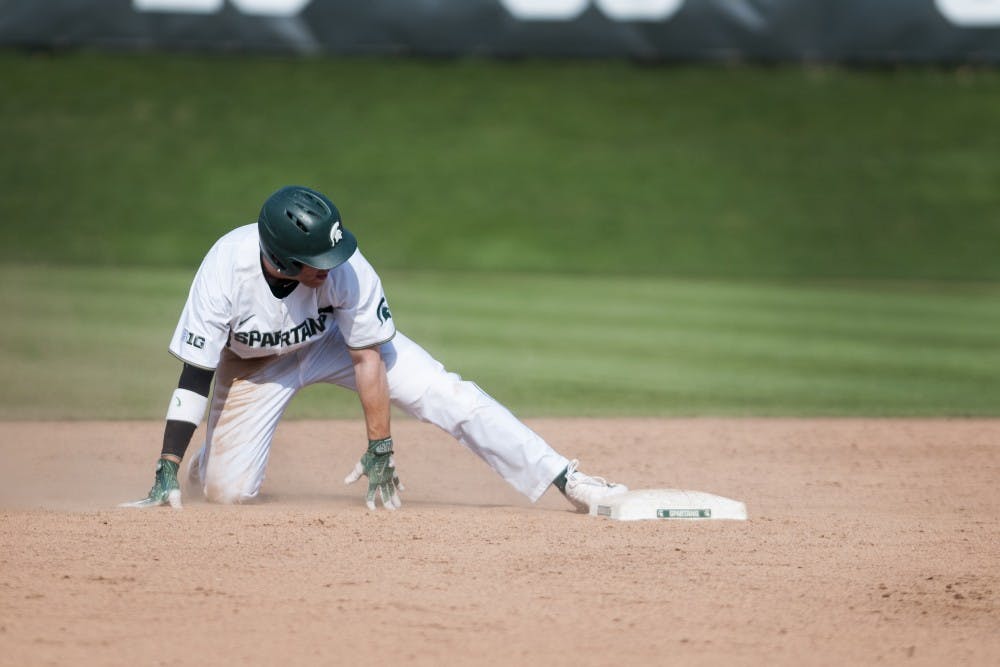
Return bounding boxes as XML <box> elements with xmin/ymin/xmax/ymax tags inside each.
<box><xmin>160</xmin><ymin>363</ymin><xmax>214</xmax><ymax>460</ymax></box>
<box><xmin>179</xmin><ymin>363</ymin><xmax>214</xmax><ymax>395</ymax></box>
<box><xmin>161</xmin><ymin>419</ymin><xmax>198</xmax><ymax>460</ymax></box>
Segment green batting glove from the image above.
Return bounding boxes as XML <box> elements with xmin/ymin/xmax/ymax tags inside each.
<box><xmin>344</xmin><ymin>437</ymin><xmax>402</xmax><ymax>510</ymax></box>
<box><xmin>119</xmin><ymin>458</ymin><xmax>183</xmax><ymax>509</ymax></box>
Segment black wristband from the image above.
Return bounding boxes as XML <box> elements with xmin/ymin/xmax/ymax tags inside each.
<box><xmin>161</xmin><ymin>419</ymin><xmax>197</xmax><ymax>460</ymax></box>
<box><xmin>368</xmin><ymin>437</ymin><xmax>393</xmax><ymax>456</ymax></box>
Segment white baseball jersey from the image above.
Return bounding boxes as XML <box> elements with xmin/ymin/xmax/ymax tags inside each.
<box><xmin>168</xmin><ymin>224</ymin><xmax>395</xmax><ymax>370</ymax></box>
<box><xmin>172</xmin><ymin>223</ymin><xmax>568</xmax><ymax>506</ymax></box>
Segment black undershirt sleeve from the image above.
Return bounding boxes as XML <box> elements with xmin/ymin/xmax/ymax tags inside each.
<box><xmin>160</xmin><ymin>363</ymin><xmax>215</xmax><ymax>461</ymax></box>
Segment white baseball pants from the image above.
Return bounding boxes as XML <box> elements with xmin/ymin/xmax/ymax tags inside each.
<box><xmin>188</xmin><ymin>329</ymin><xmax>569</xmax><ymax>504</ymax></box>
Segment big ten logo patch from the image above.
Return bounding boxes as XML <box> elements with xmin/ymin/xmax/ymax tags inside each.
<box><xmin>184</xmin><ymin>330</ymin><xmax>207</xmax><ymax>349</ymax></box>
<box><xmin>936</xmin><ymin>0</ymin><xmax>1000</xmax><ymax>26</ymax></box>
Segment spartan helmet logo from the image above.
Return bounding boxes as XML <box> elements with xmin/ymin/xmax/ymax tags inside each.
<box><xmin>377</xmin><ymin>296</ymin><xmax>392</xmax><ymax>324</ymax></box>
<box><xmin>330</xmin><ymin>221</ymin><xmax>344</xmax><ymax>246</ymax></box>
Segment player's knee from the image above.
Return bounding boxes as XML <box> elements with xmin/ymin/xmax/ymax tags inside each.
<box><xmin>204</xmin><ymin>481</ymin><xmax>243</xmax><ymax>505</ymax></box>
<box><xmin>203</xmin><ymin>475</ymin><xmax>259</xmax><ymax>504</ymax></box>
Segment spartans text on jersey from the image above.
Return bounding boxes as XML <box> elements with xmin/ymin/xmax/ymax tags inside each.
<box><xmin>229</xmin><ymin>308</ymin><xmax>333</xmax><ymax>349</ymax></box>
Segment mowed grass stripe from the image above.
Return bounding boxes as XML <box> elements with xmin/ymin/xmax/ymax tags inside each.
<box><xmin>2</xmin><ymin>264</ymin><xmax>995</xmax><ymax>419</ymax></box>
<box><xmin>2</xmin><ymin>265</ymin><xmax>995</xmax><ymax>419</ymax></box>
<box><xmin>377</xmin><ymin>273</ymin><xmax>998</xmax><ymax>416</ymax></box>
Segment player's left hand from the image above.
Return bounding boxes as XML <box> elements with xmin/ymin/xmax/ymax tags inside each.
<box><xmin>344</xmin><ymin>437</ymin><xmax>403</xmax><ymax>510</ymax></box>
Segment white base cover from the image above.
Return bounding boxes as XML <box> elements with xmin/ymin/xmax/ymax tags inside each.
<box><xmin>590</xmin><ymin>488</ymin><xmax>747</xmax><ymax>521</ymax></box>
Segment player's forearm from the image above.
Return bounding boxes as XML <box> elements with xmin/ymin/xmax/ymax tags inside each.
<box><xmin>160</xmin><ymin>363</ymin><xmax>214</xmax><ymax>461</ymax></box>
<box><xmin>349</xmin><ymin>347</ymin><xmax>391</xmax><ymax>441</ymax></box>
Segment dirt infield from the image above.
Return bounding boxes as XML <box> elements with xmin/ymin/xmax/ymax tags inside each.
<box><xmin>1</xmin><ymin>418</ymin><xmax>998</xmax><ymax>666</ymax></box>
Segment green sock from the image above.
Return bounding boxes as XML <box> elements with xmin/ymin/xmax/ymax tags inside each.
<box><xmin>553</xmin><ymin>466</ymin><xmax>569</xmax><ymax>493</ymax></box>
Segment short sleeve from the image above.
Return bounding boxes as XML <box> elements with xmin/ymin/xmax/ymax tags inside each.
<box><xmin>329</xmin><ymin>251</ymin><xmax>396</xmax><ymax>349</ymax></box>
<box><xmin>167</xmin><ymin>250</ymin><xmax>232</xmax><ymax>370</ymax></box>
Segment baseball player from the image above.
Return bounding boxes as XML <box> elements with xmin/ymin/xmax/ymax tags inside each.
<box><xmin>122</xmin><ymin>185</ymin><xmax>628</xmax><ymax>511</ymax></box>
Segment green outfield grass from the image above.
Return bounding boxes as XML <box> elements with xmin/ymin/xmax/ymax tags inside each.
<box><xmin>2</xmin><ymin>53</ymin><xmax>998</xmax><ymax>419</ymax></box>
<box><xmin>1</xmin><ymin>263</ymin><xmax>996</xmax><ymax>419</ymax></box>
<box><xmin>2</xmin><ymin>52</ymin><xmax>1000</xmax><ymax>281</ymax></box>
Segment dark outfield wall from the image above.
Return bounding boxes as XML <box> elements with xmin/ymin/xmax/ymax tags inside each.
<box><xmin>1</xmin><ymin>0</ymin><xmax>999</xmax><ymax>62</ymax></box>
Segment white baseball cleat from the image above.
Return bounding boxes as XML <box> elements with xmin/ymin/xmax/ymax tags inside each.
<box><xmin>563</xmin><ymin>460</ymin><xmax>628</xmax><ymax>513</ymax></box>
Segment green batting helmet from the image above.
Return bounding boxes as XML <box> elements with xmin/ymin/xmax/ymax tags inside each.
<box><xmin>258</xmin><ymin>185</ymin><xmax>358</xmax><ymax>277</ymax></box>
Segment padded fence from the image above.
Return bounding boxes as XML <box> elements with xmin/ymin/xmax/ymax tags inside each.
<box><xmin>1</xmin><ymin>0</ymin><xmax>999</xmax><ymax>62</ymax></box>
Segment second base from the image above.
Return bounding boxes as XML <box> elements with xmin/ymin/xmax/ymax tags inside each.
<box><xmin>590</xmin><ymin>488</ymin><xmax>747</xmax><ymax>521</ymax></box>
